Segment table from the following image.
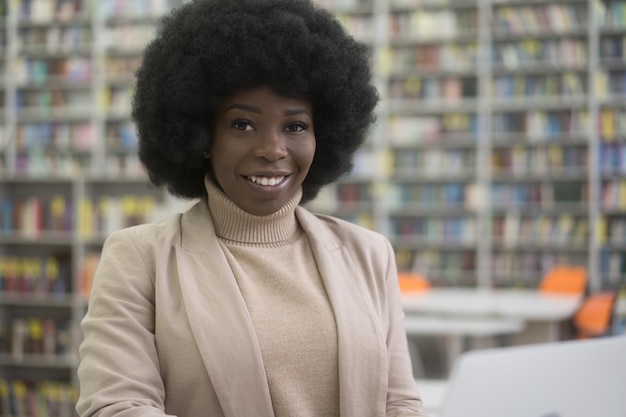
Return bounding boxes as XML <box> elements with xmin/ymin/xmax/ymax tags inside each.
<box><xmin>402</xmin><ymin>288</ymin><xmax>583</xmax><ymax>372</ymax></box>
<box><xmin>403</xmin><ymin>288</ymin><xmax>582</xmax><ymax>322</ymax></box>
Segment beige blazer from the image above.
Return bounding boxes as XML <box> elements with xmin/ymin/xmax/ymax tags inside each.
<box><xmin>77</xmin><ymin>200</ymin><xmax>425</xmax><ymax>417</ymax></box>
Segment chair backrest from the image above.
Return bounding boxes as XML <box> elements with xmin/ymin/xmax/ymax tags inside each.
<box><xmin>397</xmin><ymin>272</ymin><xmax>431</xmax><ymax>293</ymax></box>
<box><xmin>538</xmin><ymin>265</ymin><xmax>587</xmax><ymax>295</ymax></box>
<box><xmin>574</xmin><ymin>291</ymin><xmax>616</xmax><ymax>338</ymax></box>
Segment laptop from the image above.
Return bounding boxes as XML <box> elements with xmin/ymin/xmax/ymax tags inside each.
<box><xmin>437</xmin><ymin>335</ymin><xmax>626</xmax><ymax>417</ymax></box>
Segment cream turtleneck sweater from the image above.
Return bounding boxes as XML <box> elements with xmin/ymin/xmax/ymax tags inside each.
<box><xmin>205</xmin><ymin>177</ymin><xmax>340</xmax><ymax>417</ymax></box>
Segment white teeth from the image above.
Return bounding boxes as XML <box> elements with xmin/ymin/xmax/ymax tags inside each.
<box><xmin>248</xmin><ymin>175</ymin><xmax>285</xmax><ymax>186</ymax></box>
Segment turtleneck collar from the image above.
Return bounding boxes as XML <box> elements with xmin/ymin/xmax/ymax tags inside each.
<box><xmin>204</xmin><ymin>174</ymin><xmax>303</xmax><ymax>246</ymax></box>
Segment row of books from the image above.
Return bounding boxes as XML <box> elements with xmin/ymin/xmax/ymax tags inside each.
<box><xmin>600</xmin><ymin>142</ymin><xmax>626</xmax><ymax>175</ymax></box>
<box><xmin>2</xmin><ymin>317</ymin><xmax>72</xmax><ymax>359</ymax></box>
<box><xmin>105</xmin><ymin>55</ymin><xmax>142</xmax><ymax>81</ymax></box>
<box><xmin>388</xmin><ymin>217</ymin><xmax>476</xmax><ymax>244</ymax></box>
<box><xmin>0</xmin><ymin>256</ymin><xmax>71</xmax><ymax>296</ymax></box>
<box><xmin>493</xmin><ymin>4</ymin><xmax>586</xmax><ymax>35</ymax></box>
<box><xmin>15</xmin><ymin>121</ymin><xmax>137</xmax><ymax>152</ymax></box>
<box><xmin>14</xmin><ymin>88</ymin><xmax>134</xmax><ymax>116</ymax></box>
<box><xmin>387</xmin><ymin>43</ymin><xmax>477</xmax><ymax>73</ymax></box>
<box><xmin>600</xmin><ymin>108</ymin><xmax>626</xmax><ymax>141</ymax></box>
<box><xmin>97</xmin><ymin>0</ymin><xmax>183</xmax><ymax>19</ymax></box>
<box><xmin>493</xmin><ymin>39</ymin><xmax>587</xmax><ymax>70</ymax></box>
<box><xmin>600</xmin><ymin>249</ymin><xmax>626</xmax><ymax>283</ymax></box>
<box><xmin>492</xmin><ymin>110</ymin><xmax>589</xmax><ymax>139</ymax></box>
<box><xmin>409</xmin><ymin>248</ymin><xmax>477</xmax><ymax>284</ymax></box>
<box><xmin>355</xmin><ymin>179</ymin><xmax>626</xmax><ymax>211</ymax></box>
<box><xmin>1</xmin><ymin>195</ymin><xmax>73</xmax><ymax>235</ymax></box>
<box><xmin>492</xmin><ymin>213</ymin><xmax>588</xmax><ymax>247</ymax></box>
<box><xmin>0</xmin><ymin>252</ymin><xmax>99</xmax><ymax>300</ymax></box>
<box><xmin>387</xmin><ymin>80</ymin><xmax>617</xmax><ymax>109</ymax></box>
<box><xmin>388</xmin><ymin>115</ymin><xmax>478</xmax><ymax>145</ymax></box>
<box><xmin>13</xmin><ymin>0</ymin><xmax>184</xmax><ymax>21</ymax></box>
<box><xmin>386</xmin><ymin>38</ymin><xmax>588</xmax><ymax>72</ymax></box>
<box><xmin>0</xmin><ymin>379</ymin><xmax>78</xmax><ymax>417</ymax></box>
<box><xmin>389</xmin><ymin>9</ymin><xmax>478</xmax><ymax>41</ymax></box>
<box><xmin>392</xmin><ymin>148</ymin><xmax>475</xmax><ymax>177</ymax></box>
<box><xmin>15</xmin><ymin>0</ymin><xmax>88</xmax><ymax>22</ymax></box>
<box><xmin>102</xmin><ymin>24</ymin><xmax>158</xmax><ymax>52</ymax></box>
<box><xmin>491</xmin><ymin>145</ymin><xmax>587</xmax><ymax>175</ymax></box>
<box><xmin>9</xmin><ymin>152</ymin><xmax>146</xmax><ymax>177</ymax></box>
<box><xmin>17</xmin><ymin>26</ymin><xmax>91</xmax><ymax>54</ymax></box>
<box><xmin>600</xmin><ymin>35</ymin><xmax>626</xmax><ymax>61</ymax></box>
<box><xmin>388</xmin><ymin>76</ymin><xmax>477</xmax><ymax>102</ymax></box>
<box><xmin>14</xmin><ymin>55</ymin><xmax>140</xmax><ymax>86</ymax></box>
<box><xmin>491</xmin><ymin>182</ymin><xmax>586</xmax><ymax>208</ymax></box>
<box><xmin>0</xmin><ymin>195</ymin><xmax>158</xmax><ymax>237</ymax></box>
<box><xmin>16</xmin><ymin>122</ymin><xmax>95</xmax><ymax>151</ymax></box>
<box><xmin>598</xmin><ymin>1</ymin><xmax>626</xmax><ymax>28</ymax></box>
<box><xmin>491</xmin><ymin>251</ymin><xmax>584</xmax><ymax>283</ymax></box>
<box><xmin>601</xmin><ymin>180</ymin><xmax>626</xmax><ymax>210</ymax></box>
<box><xmin>598</xmin><ymin>70</ymin><xmax>626</xmax><ymax>100</ymax></box>
<box><xmin>14</xmin><ymin>57</ymin><xmax>92</xmax><ymax>85</ymax></box>
<box><xmin>599</xmin><ymin>216</ymin><xmax>626</xmax><ymax>246</ymax></box>
<box><xmin>491</xmin><ymin>73</ymin><xmax>586</xmax><ymax>98</ymax></box>
<box><xmin>386</xmin><ymin>183</ymin><xmax>469</xmax><ymax>208</ymax></box>
<box><xmin>78</xmin><ymin>194</ymin><xmax>158</xmax><ymax>238</ymax></box>
<box><xmin>16</xmin><ymin>90</ymin><xmax>91</xmax><ymax>115</ymax></box>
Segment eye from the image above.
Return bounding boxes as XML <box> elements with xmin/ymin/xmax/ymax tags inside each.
<box><xmin>232</xmin><ymin>120</ymin><xmax>254</xmax><ymax>131</ymax></box>
<box><xmin>286</xmin><ymin>122</ymin><xmax>308</xmax><ymax>133</ymax></box>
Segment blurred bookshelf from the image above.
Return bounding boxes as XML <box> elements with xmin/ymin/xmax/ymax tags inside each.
<box><xmin>309</xmin><ymin>0</ymin><xmax>626</xmax><ymax>293</ymax></box>
<box><xmin>0</xmin><ymin>0</ymin><xmax>189</xmax><ymax>412</ymax></box>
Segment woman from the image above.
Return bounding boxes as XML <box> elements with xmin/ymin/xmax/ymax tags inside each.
<box><xmin>76</xmin><ymin>0</ymin><xmax>427</xmax><ymax>416</ymax></box>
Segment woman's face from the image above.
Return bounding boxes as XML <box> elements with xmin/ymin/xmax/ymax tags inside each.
<box><xmin>209</xmin><ymin>86</ymin><xmax>316</xmax><ymax>216</ymax></box>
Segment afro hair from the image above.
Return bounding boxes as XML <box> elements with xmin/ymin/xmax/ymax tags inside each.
<box><xmin>132</xmin><ymin>0</ymin><xmax>379</xmax><ymax>203</ymax></box>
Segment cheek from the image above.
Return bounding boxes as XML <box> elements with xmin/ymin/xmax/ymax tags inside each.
<box><xmin>297</xmin><ymin>139</ymin><xmax>316</xmax><ymax>169</ymax></box>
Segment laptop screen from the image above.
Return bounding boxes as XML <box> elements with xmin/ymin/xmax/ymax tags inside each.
<box><xmin>438</xmin><ymin>336</ymin><xmax>626</xmax><ymax>417</ymax></box>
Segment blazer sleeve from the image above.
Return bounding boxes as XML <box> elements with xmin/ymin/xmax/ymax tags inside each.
<box><xmin>382</xmin><ymin>238</ymin><xmax>429</xmax><ymax>417</ymax></box>
<box><xmin>76</xmin><ymin>229</ymin><xmax>174</xmax><ymax>417</ymax></box>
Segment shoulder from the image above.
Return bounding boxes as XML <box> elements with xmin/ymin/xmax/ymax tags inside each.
<box><xmin>101</xmin><ymin>209</ymin><xmax>188</xmax><ymax>264</ymax></box>
<box><xmin>107</xmin><ymin>213</ymin><xmax>183</xmax><ymax>247</ymax></box>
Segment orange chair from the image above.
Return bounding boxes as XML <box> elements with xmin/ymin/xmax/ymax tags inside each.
<box><xmin>538</xmin><ymin>266</ymin><xmax>587</xmax><ymax>295</ymax></box>
<box><xmin>398</xmin><ymin>272</ymin><xmax>431</xmax><ymax>293</ymax></box>
<box><xmin>573</xmin><ymin>291</ymin><xmax>616</xmax><ymax>339</ymax></box>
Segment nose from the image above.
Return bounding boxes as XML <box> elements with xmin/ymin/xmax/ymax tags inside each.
<box><xmin>254</xmin><ymin>130</ymin><xmax>288</xmax><ymax>161</ymax></box>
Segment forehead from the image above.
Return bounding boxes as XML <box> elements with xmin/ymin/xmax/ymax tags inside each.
<box><xmin>219</xmin><ymin>86</ymin><xmax>312</xmax><ymax>113</ymax></box>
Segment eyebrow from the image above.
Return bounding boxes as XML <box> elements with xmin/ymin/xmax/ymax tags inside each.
<box><xmin>223</xmin><ymin>104</ymin><xmax>311</xmax><ymax>117</ymax></box>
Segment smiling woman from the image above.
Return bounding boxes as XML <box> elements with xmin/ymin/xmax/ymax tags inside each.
<box><xmin>75</xmin><ymin>1</ymin><xmax>428</xmax><ymax>416</ymax></box>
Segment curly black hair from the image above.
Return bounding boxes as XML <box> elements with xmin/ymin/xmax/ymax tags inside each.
<box><xmin>132</xmin><ymin>0</ymin><xmax>379</xmax><ymax>203</ymax></box>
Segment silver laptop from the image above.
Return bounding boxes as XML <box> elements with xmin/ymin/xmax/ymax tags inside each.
<box><xmin>438</xmin><ymin>336</ymin><xmax>626</xmax><ymax>417</ymax></box>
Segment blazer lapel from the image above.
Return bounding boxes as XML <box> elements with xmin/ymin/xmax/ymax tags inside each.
<box><xmin>296</xmin><ymin>208</ymin><xmax>387</xmax><ymax>417</ymax></box>
<box><xmin>175</xmin><ymin>201</ymin><xmax>274</xmax><ymax>417</ymax></box>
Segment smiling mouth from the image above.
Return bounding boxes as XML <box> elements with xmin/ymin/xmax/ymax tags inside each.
<box><xmin>247</xmin><ymin>175</ymin><xmax>287</xmax><ymax>186</ymax></box>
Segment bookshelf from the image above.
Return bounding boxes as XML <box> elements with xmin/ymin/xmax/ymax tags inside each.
<box><xmin>0</xmin><ymin>0</ymin><xmax>186</xmax><ymax>412</ymax></box>
<box><xmin>310</xmin><ymin>0</ymin><xmax>626</xmax><ymax>294</ymax></box>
